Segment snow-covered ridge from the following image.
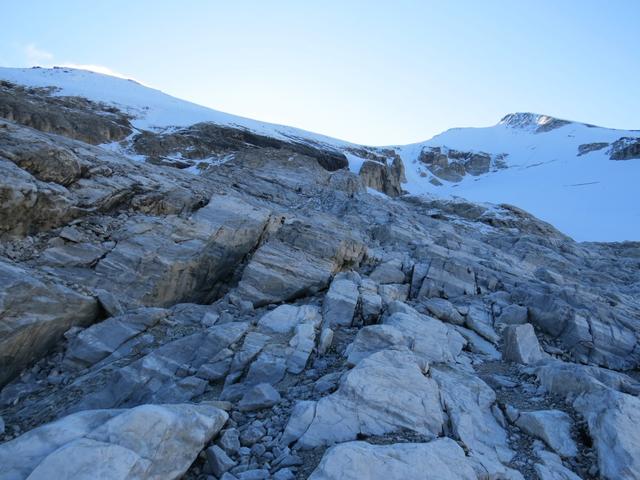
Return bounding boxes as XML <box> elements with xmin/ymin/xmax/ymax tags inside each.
<box><xmin>1</xmin><ymin>66</ymin><xmax>639</xmax><ymax>242</ymax></box>
<box><xmin>0</xmin><ymin>66</ymin><xmax>357</xmax><ymax>151</ymax></box>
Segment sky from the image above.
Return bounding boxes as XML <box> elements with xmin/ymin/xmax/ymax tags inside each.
<box><xmin>1</xmin><ymin>1</ymin><xmax>638</xmax><ymax>145</ymax></box>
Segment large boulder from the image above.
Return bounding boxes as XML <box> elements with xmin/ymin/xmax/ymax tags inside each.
<box><xmin>0</xmin><ymin>259</ymin><xmax>100</xmax><ymax>387</ymax></box>
<box><xmin>76</xmin><ymin>322</ymin><xmax>250</xmax><ymax>409</ymax></box>
<box><xmin>0</xmin><ymin>403</ymin><xmax>228</xmax><ymax>480</ymax></box>
<box><xmin>574</xmin><ymin>389</ymin><xmax>640</xmax><ymax>480</ymax></box>
<box><xmin>308</xmin><ymin>438</ymin><xmax>476</xmax><ymax>480</ymax></box>
<box><xmin>282</xmin><ymin>349</ymin><xmax>443</xmax><ymax>448</ymax></box>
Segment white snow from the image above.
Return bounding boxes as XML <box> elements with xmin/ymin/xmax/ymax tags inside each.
<box><xmin>395</xmin><ymin>117</ymin><xmax>640</xmax><ymax>242</ymax></box>
<box><xmin>1</xmin><ymin>67</ymin><xmax>638</xmax><ymax>242</ymax></box>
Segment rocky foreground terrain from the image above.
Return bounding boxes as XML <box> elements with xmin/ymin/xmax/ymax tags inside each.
<box><xmin>1</xmin><ymin>74</ymin><xmax>640</xmax><ymax>480</ymax></box>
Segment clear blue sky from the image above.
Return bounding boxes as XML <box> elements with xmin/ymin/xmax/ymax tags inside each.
<box><xmin>2</xmin><ymin>1</ymin><xmax>638</xmax><ymax>145</ymax></box>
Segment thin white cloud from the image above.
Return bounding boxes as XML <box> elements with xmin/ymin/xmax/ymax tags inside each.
<box><xmin>23</xmin><ymin>43</ymin><xmax>54</xmax><ymax>65</ymax></box>
<box><xmin>18</xmin><ymin>43</ymin><xmax>145</xmax><ymax>85</ymax></box>
<box><xmin>56</xmin><ymin>63</ymin><xmax>135</xmax><ymax>81</ymax></box>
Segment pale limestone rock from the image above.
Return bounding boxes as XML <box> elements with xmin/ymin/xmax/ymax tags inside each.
<box><xmin>308</xmin><ymin>439</ymin><xmax>477</xmax><ymax>480</ymax></box>
<box><xmin>503</xmin><ymin>323</ymin><xmax>546</xmax><ymax>365</ymax></box>
<box><xmin>574</xmin><ymin>389</ymin><xmax>640</xmax><ymax>480</ymax></box>
<box><xmin>432</xmin><ymin>366</ymin><xmax>517</xmax><ymax>479</ymax></box>
<box><xmin>322</xmin><ymin>277</ymin><xmax>359</xmax><ymax>327</ymax></box>
<box><xmin>258</xmin><ymin>305</ymin><xmax>320</xmax><ymax>335</ymax></box>
<box><xmin>423</xmin><ymin>297</ymin><xmax>465</xmax><ymax>325</ymax></box>
<box><xmin>285</xmin><ymin>349</ymin><xmax>443</xmax><ymax>449</ymax></box>
<box><xmin>516</xmin><ymin>410</ymin><xmax>577</xmax><ymax>458</ymax></box>
<box><xmin>369</xmin><ymin>262</ymin><xmax>405</xmax><ymax>284</ymax></box>
<box><xmin>0</xmin><ymin>404</ymin><xmax>228</xmax><ymax>480</ymax></box>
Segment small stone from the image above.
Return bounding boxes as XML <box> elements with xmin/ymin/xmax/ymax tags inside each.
<box><xmin>505</xmin><ymin>405</ymin><xmax>520</xmax><ymax>423</ymax></box>
<box><xmin>219</xmin><ymin>428</ymin><xmax>241</xmax><ymax>455</ymax></box>
<box><xmin>318</xmin><ymin>328</ymin><xmax>333</xmax><ymax>354</ymax></box>
<box><xmin>251</xmin><ymin>443</ymin><xmax>266</xmax><ymax>457</ymax></box>
<box><xmin>202</xmin><ymin>312</ymin><xmax>220</xmax><ymax>327</ymax></box>
<box><xmin>273</xmin><ymin>468</ymin><xmax>295</xmax><ymax>480</ymax></box>
<box><xmin>423</xmin><ymin>297</ymin><xmax>465</xmax><ymax>325</ymax></box>
<box><xmin>240</xmin><ymin>424</ymin><xmax>266</xmax><ymax>446</ymax></box>
<box><xmin>237</xmin><ymin>468</ymin><xmax>270</xmax><ymax>480</ymax></box>
<box><xmin>206</xmin><ymin>445</ymin><xmax>237</xmax><ymax>477</ymax></box>
<box><xmin>238</xmin><ymin>383</ymin><xmax>281</xmax><ymax>412</ymax></box>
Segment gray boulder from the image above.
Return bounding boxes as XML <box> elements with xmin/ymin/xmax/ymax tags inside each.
<box><xmin>238</xmin><ymin>383</ymin><xmax>281</xmax><ymax>411</ymax></box>
<box><xmin>283</xmin><ymin>349</ymin><xmax>443</xmax><ymax>448</ymax></box>
<box><xmin>257</xmin><ymin>305</ymin><xmax>320</xmax><ymax>335</ymax></box>
<box><xmin>369</xmin><ymin>262</ymin><xmax>405</xmax><ymax>284</ymax></box>
<box><xmin>0</xmin><ymin>403</ymin><xmax>228</xmax><ymax>480</ymax></box>
<box><xmin>516</xmin><ymin>410</ymin><xmax>577</xmax><ymax>457</ymax></box>
<box><xmin>423</xmin><ymin>297</ymin><xmax>465</xmax><ymax>325</ymax></box>
<box><xmin>498</xmin><ymin>304</ymin><xmax>529</xmax><ymax>325</ymax></box>
<box><xmin>503</xmin><ymin>323</ymin><xmax>546</xmax><ymax>364</ymax></box>
<box><xmin>322</xmin><ymin>276</ymin><xmax>360</xmax><ymax>327</ymax></box>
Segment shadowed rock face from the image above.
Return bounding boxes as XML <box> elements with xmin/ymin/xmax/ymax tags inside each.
<box><xmin>610</xmin><ymin>137</ymin><xmax>640</xmax><ymax>160</ymax></box>
<box><xmin>418</xmin><ymin>146</ymin><xmax>503</xmax><ymax>182</ymax></box>
<box><xmin>132</xmin><ymin>122</ymin><xmax>349</xmax><ymax>171</ymax></box>
<box><xmin>0</xmin><ymin>80</ymin><xmax>132</xmax><ymax>144</ymax></box>
<box><xmin>1</xmin><ymin>82</ymin><xmax>640</xmax><ymax>480</ymax></box>
<box><xmin>577</xmin><ymin>142</ymin><xmax>609</xmax><ymax>156</ymax></box>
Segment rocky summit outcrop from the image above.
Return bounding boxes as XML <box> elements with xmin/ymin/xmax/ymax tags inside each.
<box><xmin>1</xmin><ymin>82</ymin><xmax>640</xmax><ymax>480</ymax></box>
<box><xmin>417</xmin><ymin>145</ymin><xmax>507</xmax><ymax>182</ymax></box>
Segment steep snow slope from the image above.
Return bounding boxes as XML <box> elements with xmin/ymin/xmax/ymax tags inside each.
<box><xmin>0</xmin><ymin>66</ymin><xmax>355</xmax><ymax>149</ymax></box>
<box><xmin>396</xmin><ymin>114</ymin><xmax>640</xmax><ymax>241</ymax></box>
<box><xmin>1</xmin><ymin>67</ymin><xmax>638</xmax><ymax>241</ymax></box>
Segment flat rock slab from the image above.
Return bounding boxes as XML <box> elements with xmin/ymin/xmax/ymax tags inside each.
<box><xmin>308</xmin><ymin>438</ymin><xmax>477</xmax><ymax>480</ymax></box>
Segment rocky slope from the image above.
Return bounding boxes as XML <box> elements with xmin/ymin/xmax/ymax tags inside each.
<box><xmin>0</xmin><ymin>69</ymin><xmax>640</xmax><ymax>480</ymax></box>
